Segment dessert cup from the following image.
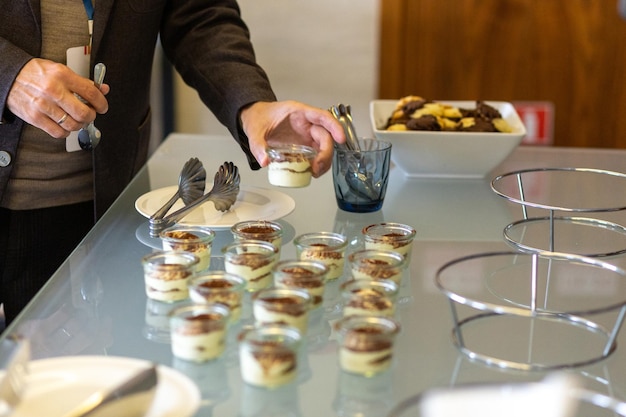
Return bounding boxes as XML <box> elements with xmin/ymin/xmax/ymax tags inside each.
<box><xmin>294</xmin><ymin>231</ymin><xmax>348</xmax><ymax>280</ymax></box>
<box><xmin>160</xmin><ymin>225</ymin><xmax>215</xmax><ymax>272</ymax></box>
<box><xmin>273</xmin><ymin>259</ymin><xmax>328</xmax><ymax>308</ymax></box>
<box><xmin>362</xmin><ymin>223</ymin><xmax>416</xmax><ymax>262</ymax></box>
<box><xmin>335</xmin><ymin>315</ymin><xmax>400</xmax><ymax>376</ymax></box>
<box><xmin>239</xmin><ymin>324</ymin><xmax>302</xmax><ymax>388</ymax></box>
<box><xmin>231</xmin><ymin>220</ymin><xmax>284</xmax><ymax>250</ymax></box>
<box><xmin>341</xmin><ymin>279</ymin><xmax>398</xmax><ymax>318</ymax></box>
<box><xmin>141</xmin><ymin>250</ymin><xmax>199</xmax><ymax>302</ymax></box>
<box><xmin>222</xmin><ymin>239</ymin><xmax>279</xmax><ymax>292</ymax></box>
<box><xmin>252</xmin><ymin>287</ymin><xmax>312</xmax><ymax>334</ymax></box>
<box><xmin>188</xmin><ymin>271</ymin><xmax>246</xmax><ymax>323</ymax></box>
<box><xmin>266</xmin><ymin>144</ymin><xmax>317</xmax><ymax>188</ymax></box>
<box><xmin>348</xmin><ymin>249</ymin><xmax>406</xmax><ymax>285</ymax></box>
<box><xmin>169</xmin><ymin>303</ymin><xmax>230</xmax><ymax>362</ymax></box>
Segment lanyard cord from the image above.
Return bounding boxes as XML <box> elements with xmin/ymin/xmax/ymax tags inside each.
<box><xmin>83</xmin><ymin>0</ymin><xmax>97</xmax><ymax>218</ymax></box>
<box><xmin>82</xmin><ymin>0</ymin><xmax>94</xmax><ymax>19</ymax></box>
<box><xmin>82</xmin><ymin>0</ymin><xmax>94</xmax><ymax>50</ymax></box>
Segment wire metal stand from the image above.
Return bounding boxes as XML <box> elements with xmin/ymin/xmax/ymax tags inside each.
<box><xmin>435</xmin><ymin>251</ymin><xmax>626</xmax><ymax>371</ymax></box>
<box><xmin>491</xmin><ymin>167</ymin><xmax>626</xmax><ymax>257</ymax></box>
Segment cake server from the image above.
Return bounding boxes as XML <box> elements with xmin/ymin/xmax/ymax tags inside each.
<box><xmin>61</xmin><ymin>363</ymin><xmax>158</xmax><ymax>417</ymax></box>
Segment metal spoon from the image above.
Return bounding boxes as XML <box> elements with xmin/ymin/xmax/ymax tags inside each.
<box><xmin>329</xmin><ymin>104</ymin><xmax>378</xmax><ymax>200</ymax></box>
<box><xmin>148</xmin><ymin>161</ymin><xmax>240</xmax><ymax>236</ymax></box>
<box><xmin>78</xmin><ymin>63</ymin><xmax>106</xmax><ymax>151</ymax></box>
<box><xmin>149</xmin><ymin>157</ymin><xmax>207</xmax><ymax>221</ymax></box>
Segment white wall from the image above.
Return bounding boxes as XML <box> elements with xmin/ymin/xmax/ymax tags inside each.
<box><xmin>173</xmin><ymin>0</ymin><xmax>380</xmax><ymax>138</ymax></box>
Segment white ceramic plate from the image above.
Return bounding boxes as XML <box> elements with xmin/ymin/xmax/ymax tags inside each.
<box><xmin>135</xmin><ymin>185</ymin><xmax>296</xmax><ymax>229</ymax></box>
<box><xmin>6</xmin><ymin>356</ymin><xmax>200</xmax><ymax>417</ymax></box>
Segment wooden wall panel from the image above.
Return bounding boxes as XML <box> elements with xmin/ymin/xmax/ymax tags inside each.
<box><xmin>378</xmin><ymin>0</ymin><xmax>626</xmax><ymax>148</ymax></box>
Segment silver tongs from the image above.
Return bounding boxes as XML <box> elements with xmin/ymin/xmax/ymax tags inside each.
<box><xmin>148</xmin><ymin>161</ymin><xmax>240</xmax><ymax>237</ymax></box>
<box><xmin>329</xmin><ymin>104</ymin><xmax>361</xmax><ymax>153</ymax></box>
<box><xmin>329</xmin><ymin>104</ymin><xmax>378</xmax><ymax>200</ymax></box>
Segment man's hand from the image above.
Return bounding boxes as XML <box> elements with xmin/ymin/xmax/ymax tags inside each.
<box><xmin>240</xmin><ymin>100</ymin><xmax>346</xmax><ymax>177</ymax></box>
<box><xmin>6</xmin><ymin>58</ymin><xmax>109</xmax><ymax>138</ymax></box>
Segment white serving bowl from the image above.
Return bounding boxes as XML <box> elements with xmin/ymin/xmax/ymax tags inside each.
<box><xmin>370</xmin><ymin>100</ymin><xmax>526</xmax><ymax>178</ymax></box>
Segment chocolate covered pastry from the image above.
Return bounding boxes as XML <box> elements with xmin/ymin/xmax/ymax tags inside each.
<box><xmin>385</xmin><ymin>96</ymin><xmax>513</xmax><ymax>133</ymax></box>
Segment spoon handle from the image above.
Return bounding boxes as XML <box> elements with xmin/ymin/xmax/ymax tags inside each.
<box><xmin>149</xmin><ymin>191</ymin><xmax>181</xmax><ymax>221</ymax></box>
<box><xmin>93</xmin><ymin>63</ymin><xmax>106</xmax><ymax>89</ymax></box>
<box><xmin>329</xmin><ymin>104</ymin><xmax>361</xmax><ymax>152</ymax></box>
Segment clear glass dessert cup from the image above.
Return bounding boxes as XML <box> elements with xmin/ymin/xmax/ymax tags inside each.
<box><xmin>362</xmin><ymin>222</ymin><xmax>416</xmax><ymax>262</ymax></box>
<box><xmin>169</xmin><ymin>302</ymin><xmax>230</xmax><ymax>362</ymax></box>
<box><xmin>141</xmin><ymin>250</ymin><xmax>199</xmax><ymax>303</ymax></box>
<box><xmin>347</xmin><ymin>249</ymin><xmax>407</xmax><ymax>285</ymax></box>
<box><xmin>188</xmin><ymin>271</ymin><xmax>247</xmax><ymax>323</ymax></box>
<box><xmin>273</xmin><ymin>259</ymin><xmax>329</xmax><ymax>308</ymax></box>
<box><xmin>159</xmin><ymin>225</ymin><xmax>216</xmax><ymax>272</ymax></box>
<box><xmin>222</xmin><ymin>239</ymin><xmax>279</xmax><ymax>292</ymax></box>
<box><xmin>266</xmin><ymin>144</ymin><xmax>317</xmax><ymax>188</ymax></box>
<box><xmin>294</xmin><ymin>231</ymin><xmax>348</xmax><ymax>280</ymax></box>
<box><xmin>252</xmin><ymin>287</ymin><xmax>312</xmax><ymax>334</ymax></box>
<box><xmin>334</xmin><ymin>315</ymin><xmax>401</xmax><ymax>377</ymax></box>
<box><xmin>231</xmin><ymin>220</ymin><xmax>284</xmax><ymax>250</ymax></box>
<box><xmin>238</xmin><ymin>323</ymin><xmax>302</xmax><ymax>388</ymax></box>
<box><xmin>340</xmin><ymin>278</ymin><xmax>399</xmax><ymax>318</ymax></box>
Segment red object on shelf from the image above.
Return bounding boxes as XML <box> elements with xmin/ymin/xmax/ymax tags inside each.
<box><xmin>513</xmin><ymin>101</ymin><xmax>554</xmax><ymax>146</ymax></box>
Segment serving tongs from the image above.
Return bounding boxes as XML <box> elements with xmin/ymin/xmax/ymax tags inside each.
<box><xmin>329</xmin><ymin>104</ymin><xmax>378</xmax><ymax>200</ymax></box>
<box><xmin>149</xmin><ymin>161</ymin><xmax>240</xmax><ymax>237</ymax></box>
<box><xmin>149</xmin><ymin>157</ymin><xmax>207</xmax><ymax>222</ymax></box>
<box><xmin>330</xmin><ymin>104</ymin><xmax>361</xmax><ymax>153</ymax></box>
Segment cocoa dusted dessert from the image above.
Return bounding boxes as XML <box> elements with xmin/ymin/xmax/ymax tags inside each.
<box><xmin>356</xmin><ymin>258</ymin><xmax>396</xmax><ymax>280</ymax></box>
<box><xmin>294</xmin><ymin>232</ymin><xmax>347</xmax><ymax>280</ymax></box>
<box><xmin>278</xmin><ymin>266</ymin><xmax>325</xmax><ymax>306</ymax></box>
<box><xmin>169</xmin><ymin>304</ymin><xmax>229</xmax><ymax>362</ymax></box>
<box><xmin>160</xmin><ymin>226</ymin><xmax>214</xmax><ymax>271</ymax></box>
<box><xmin>266</xmin><ymin>144</ymin><xmax>317</xmax><ymax>188</ymax></box>
<box><xmin>238</xmin><ymin>325</ymin><xmax>302</xmax><ymax>388</ymax></box>
<box><xmin>298</xmin><ymin>243</ymin><xmax>345</xmax><ymax>280</ymax></box>
<box><xmin>189</xmin><ymin>277</ymin><xmax>244</xmax><ymax>322</ymax></box>
<box><xmin>231</xmin><ymin>220</ymin><xmax>284</xmax><ymax>252</ymax></box>
<box><xmin>240</xmin><ymin>339</ymin><xmax>297</xmax><ymax>387</ymax></box>
<box><xmin>252</xmin><ymin>288</ymin><xmax>312</xmax><ymax>334</ymax></box>
<box><xmin>342</xmin><ymin>286</ymin><xmax>395</xmax><ymax>318</ymax></box>
<box><xmin>335</xmin><ymin>315</ymin><xmax>400</xmax><ymax>376</ymax></box>
<box><xmin>222</xmin><ymin>240</ymin><xmax>278</xmax><ymax>292</ymax></box>
<box><xmin>144</xmin><ymin>263</ymin><xmax>193</xmax><ymax>302</ymax></box>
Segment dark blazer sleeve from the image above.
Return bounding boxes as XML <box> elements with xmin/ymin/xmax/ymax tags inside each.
<box><xmin>0</xmin><ymin>2</ymin><xmax>40</xmax><ymax>199</ymax></box>
<box><xmin>0</xmin><ymin>2</ymin><xmax>40</xmax><ymax>126</ymax></box>
<box><xmin>0</xmin><ymin>39</ymin><xmax>32</xmax><ymax>125</ymax></box>
<box><xmin>159</xmin><ymin>0</ymin><xmax>277</xmax><ymax>170</ymax></box>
